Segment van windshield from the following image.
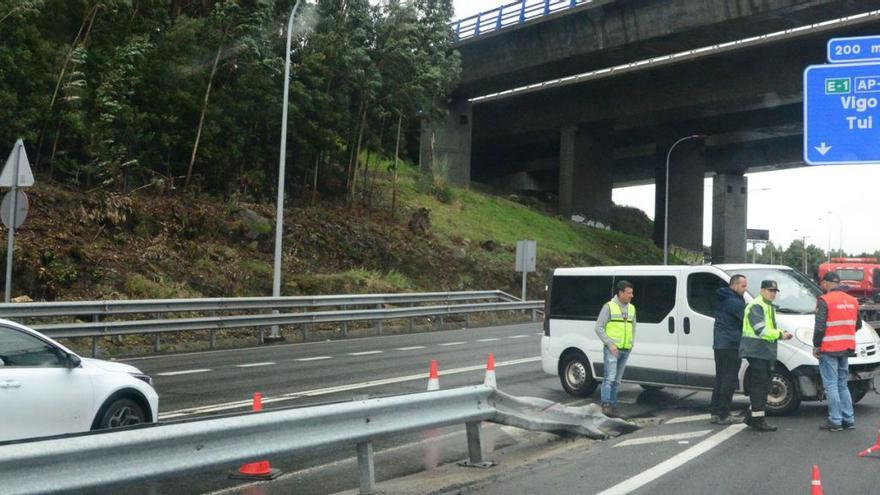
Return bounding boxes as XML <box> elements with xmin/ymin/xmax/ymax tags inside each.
<box><xmin>725</xmin><ymin>268</ymin><xmax>822</xmax><ymax>314</ymax></box>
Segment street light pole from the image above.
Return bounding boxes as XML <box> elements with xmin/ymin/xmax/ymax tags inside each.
<box><xmin>663</xmin><ymin>134</ymin><xmax>704</xmax><ymax>265</ymax></box>
<box><xmin>819</xmin><ymin>216</ymin><xmax>831</xmax><ymax>263</ymax></box>
<box><xmin>826</xmin><ymin>210</ymin><xmax>843</xmax><ymax>256</ymax></box>
<box><xmin>270</xmin><ymin>0</ymin><xmax>304</xmax><ymax>341</ymax></box>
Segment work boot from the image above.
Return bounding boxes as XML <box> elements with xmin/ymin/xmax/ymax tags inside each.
<box><xmin>842</xmin><ymin>421</ymin><xmax>856</xmax><ymax>430</ymax></box>
<box><xmin>748</xmin><ymin>417</ymin><xmax>777</xmax><ymax>432</ymax></box>
<box><xmin>601</xmin><ymin>403</ymin><xmax>614</xmax><ymax>417</ymax></box>
<box><xmin>819</xmin><ymin>420</ymin><xmax>843</xmax><ymax>432</ymax></box>
<box><xmin>714</xmin><ymin>415</ymin><xmax>743</xmax><ymax>425</ymax></box>
<box><xmin>710</xmin><ymin>415</ymin><xmax>721</xmax><ymax>424</ymax></box>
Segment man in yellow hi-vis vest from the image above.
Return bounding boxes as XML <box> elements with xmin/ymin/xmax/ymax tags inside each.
<box><xmin>740</xmin><ymin>280</ymin><xmax>792</xmax><ymax>431</ymax></box>
<box><xmin>595</xmin><ymin>280</ymin><xmax>636</xmax><ymax>417</ymax></box>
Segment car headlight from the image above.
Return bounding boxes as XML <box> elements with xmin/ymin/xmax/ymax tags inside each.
<box><xmin>130</xmin><ymin>373</ymin><xmax>153</xmax><ymax>386</ymax></box>
<box><xmin>864</xmin><ymin>322</ymin><xmax>880</xmax><ymax>344</ymax></box>
<box><xmin>795</xmin><ymin>327</ymin><xmax>814</xmax><ymax>346</ymax></box>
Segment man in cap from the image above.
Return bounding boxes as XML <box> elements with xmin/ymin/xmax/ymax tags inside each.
<box><xmin>740</xmin><ymin>280</ymin><xmax>793</xmax><ymax>431</ymax></box>
<box><xmin>813</xmin><ymin>271</ymin><xmax>861</xmax><ymax>431</ymax></box>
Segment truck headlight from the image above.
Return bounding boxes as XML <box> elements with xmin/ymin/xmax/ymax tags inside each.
<box><xmin>795</xmin><ymin>327</ymin><xmax>814</xmax><ymax>346</ymax></box>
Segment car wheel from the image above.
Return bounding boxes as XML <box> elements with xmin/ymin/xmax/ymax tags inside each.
<box><xmin>97</xmin><ymin>398</ymin><xmax>146</xmax><ymax>429</ymax></box>
<box><xmin>559</xmin><ymin>352</ymin><xmax>598</xmax><ymax>397</ymax></box>
<box><xmin>766</xmin><ymin>369</ymin><xmax>800</xmax><ymax>415</ymax></box>
<box><xmin>640</xmin><ymin>384</ymin><xmax>665</xmax><ymax>391</ymax></box>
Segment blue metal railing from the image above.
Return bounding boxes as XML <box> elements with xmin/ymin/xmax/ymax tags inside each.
<box><xmin>453</xmin><ymin>0</ymin><xmax>591</xmax><ymax>41</ymax></box>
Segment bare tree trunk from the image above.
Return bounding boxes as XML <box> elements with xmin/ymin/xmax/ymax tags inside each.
<box><xmin>311</xmin><ymin>153</ymin><xmax>321</xmax><ymax>206</ymax></box>
<box><xmin>49</xmin><ymin>119</ymin><xmax>63</xmax><ymax>179</ymax></box>
<box><xmin>345</xmin><ymin>100</ymin><xmax>365</xmax><ymax>199</ymax></box>
<box><xmin>367</xmin><ymin>118</ymin><xmax>386</xmax><ymax>212</ymax></box>
<box><xmin>349</xmin><ymin>102</ymin><xmax>369</xmax><ymax>206</ymax></box>
<box><xmin>185</xmin><ymin>35</ymin><xmax>225</xmax><ymax>191</ymax></box>
<box><xmin>391</xmin><ymin>113</ymin><xmax>403</xmax><ymax>221</ymax></box>
<box><xmin>35</xmin><ymin>5</ymin><xmax>99</xmax><ymax>169</ymax></box>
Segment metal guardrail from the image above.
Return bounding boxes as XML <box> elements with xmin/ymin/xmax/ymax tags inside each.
<box><xmin>0</xmin><ymin>290</ymin><xmax>542</xmax><ymax>356</ymax></box>
<box><xmin>453</xmin><ymin>0</ymin><xmax>591</xmax><ymax>41</ymax></box>
<box><xmin>0</xmin><ymin>290</ymin><xmax>518</xmax><ymax>318</ymax></box>
<box><xmin>0</xmin><ymin>385</ymin><xmax>497</xmax><ymax>495</ymax></box>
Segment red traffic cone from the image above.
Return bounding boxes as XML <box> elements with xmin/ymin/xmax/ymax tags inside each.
<box><xmin>811</xmin><ymin>465</ymin><xmax>823</xmax><ymax>495</ymax></box>
<box><xmin>427</xmin><ymin>359</ymin><xmax>440</xmax><ymax>391</ymax></box>
<box><xmin>229</xmin><ymin>392</ymin><xmax>281</xmax><ymax>480</ymax></box>
<box><xmin>858</xmin><ymin>428</ymin><xmax>880</xmax><ymax>457</ymax></box>
<box><xmin>483</xmin><ymin>353</ymin><xmax>496</xmax><ymax>388</ymax></box>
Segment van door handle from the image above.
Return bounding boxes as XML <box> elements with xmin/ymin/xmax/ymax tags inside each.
<box><xmin>684</xmin><ymin>317</ymin><xmax>691</xmax><ymax>335</ymax></box>
<box><xmin>668</xmin><ymin>317</ymin><xmax>675</xmax><ymax>334</ymax></box>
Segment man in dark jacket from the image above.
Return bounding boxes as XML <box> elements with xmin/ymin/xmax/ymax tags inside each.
<box><xmin>709</xmin><ymin>274</ymin><xmax>747</xmax><ymax>424</ymax></box>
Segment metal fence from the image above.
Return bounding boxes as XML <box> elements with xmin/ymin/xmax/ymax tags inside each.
<box><xmin>453</xmin><ymin>0</ymin><xmax>591</xmax><ymax>41</ymax></box>
<box><xmin>0</xmin><ymin>291</ymin><xmax>543</xmax><ymax>356</ymax></box>
<box><xmin>0</xmin><ymin>385</ymin><xmax>497</xmax><ymax>495</ymax></box>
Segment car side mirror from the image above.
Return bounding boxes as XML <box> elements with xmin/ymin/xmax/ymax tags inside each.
<box><xmin>66</xmin><ymin>353</ymin><xmax>82</xmax><ymax>369</ymax></box>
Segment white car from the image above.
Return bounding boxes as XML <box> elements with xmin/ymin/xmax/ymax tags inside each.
<box><xmin>541</xmin><ymin>264</ymin><xmax>880</xmax><ymax>414</ymax></box>
<box><xmin>0</xmin><ymin>318</ymin><xmax>158</xmax><ymax>442</ymax></box>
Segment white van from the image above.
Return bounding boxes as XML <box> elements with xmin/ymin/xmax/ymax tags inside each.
<box><xmin>541</xmin><ymin>264</ymin><xmax>880</xmax><ymax>414</ymax></box>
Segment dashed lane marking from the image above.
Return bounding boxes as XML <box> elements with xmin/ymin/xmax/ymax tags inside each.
<box><xmin>438</xmin><ymin>341</ymin><xmax>466</xmax><ymax>346</ymax></box>
<box><xmin>394</xmin><ymin>346</ymin><xmax>426</xmax><ymax>351</ymax></box>
<box><xmin>476</xmin><ymin>338</ymin><xmax>500</xmax><ymax>342</ymax></box>
<box><xmin>508</xmin><ymin>335</ymin><xmax>530</xmax><ymax>339</ymax></box>
<box><xmin>665</xmin><ymin>414</ymin><xmax>712</xmax><ymax>425</ymax></box>
<box><xmin>159</xmin><ymin>356</ymin><xmax>541</xmax><ymax>419</ymax></box>
<box><xmin>347</xmin><ymin>351</ymin><xmax>384</xmax><ymax>356</ymax></box>
<box><xmin>597</xmin><ymin>424</ymin><xmax>747</xmax><ymax>495</ymax></box>
<box><xmin>156</xmin><ymin>369</ymin><xmax>212</xmax><ymax>376</ymax></box>
<box><xmin>296</xmin><ymin>356</ymin><xmax>333</xmax><ymax>362</ymax></box>
<box><xmin>234</xmin><ymin>362</ymin><xmax>276</xmax><ymax>368</ymax></box>
<box><xmin>614</xmin><ymin>430</ymin><xmax>712</xmax><ymax>448</ymax></box>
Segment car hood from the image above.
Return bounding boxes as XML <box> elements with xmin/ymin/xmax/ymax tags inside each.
<box><xmin>80</xmin><ymin>357</ymin><xmax>143</xmax><ymax>374</ymax></box>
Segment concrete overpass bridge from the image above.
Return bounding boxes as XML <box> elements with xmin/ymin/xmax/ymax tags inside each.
<box><xmin>422</xmin><ymin>0</ymin><xmax>880</xmax><ymax>262</ymax></box>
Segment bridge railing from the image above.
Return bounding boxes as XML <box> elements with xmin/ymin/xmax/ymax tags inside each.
<box><xmin>453</xmin><ymin>0</ymin><xmax>591</xmax><ymax>41</ymax></box>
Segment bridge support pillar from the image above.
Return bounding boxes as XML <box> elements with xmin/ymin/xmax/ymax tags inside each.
<box><xmin>711</xmin><ymin>172</ymin><xmax>747</xmax><ymax>263</ymax></box>
<box><xmin>653</xmin><ymin>137</ymin><xmax>705</xmax><ymax>255</ymax></box>
<box><xmin>420</xmin><ymin>98</ymin><xmax>472</xmax><ymax>187</ymax></box>
<box><xmin>558</xmin><ymin>124</ymin><xmax>612</xmax><ymax>221</ymax></box>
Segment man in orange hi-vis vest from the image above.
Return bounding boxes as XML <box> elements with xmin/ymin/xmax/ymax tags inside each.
<box><xmin>813</xmin><ymin>271</ymin><xmax>861</xmax><ymax>432</ymax></box>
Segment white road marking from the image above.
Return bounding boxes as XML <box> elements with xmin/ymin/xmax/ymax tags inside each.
<box><xmin>665</xmin><ymin>413</ymin><xmax>712</xmax><ymax>425</ymax></box>
<box><xmin>476</xmin><ymin>338</ymin><xmax>500</xmax><ymax>342</ymax></box>
<box><xmin>394</xmin><ymin>346</ymin><xmax>426</xmax><ymax>351</ymax></box>
<box><xmin>159</xmin><ymin>356</ymin><xmax>542</xmax><ymax>419</ymax></box>
<box><xmin>614</xmin><ymin>430</ymin><xmax>712</xmax><ymax>448</ymax></box>
<box><xmin>535</xmin><ymin>332</ymin><xmax>544</xmax><ymax>336</ymax></box>
<box><xmin>234</xmin><ymin>362</ymin><xmax>276</xmax><ymax>368</ymax></box>
<box><xmin>296</xmin><ymin>356</ymin><xmax>332</xmax><ymax>361</ymax></box>
<box><xmin>508</xmin><ymin>335</ymin><xmax>529</xmax><ymax>339</ymax></box>
<box><xmin>597</xmin><ymin>424</ymin><xmax>747</xmax><ymax>495</ymax></box>
<box><xmin>439</xmin><ymin>341</ymin><xmax>466</xmax><ymax>346</ymax></box>
<box><xmin>347</xmin><ymin>350</ymin><xmax>384</xmax><ymax>356</ymax></box>
<box><xmin>156</xmin><ymin>369</ymin><xmax>212</xmax><ymax>376</ymax></box>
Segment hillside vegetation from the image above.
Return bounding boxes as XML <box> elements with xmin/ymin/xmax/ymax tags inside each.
<box><xmin>4</xmin><ymin>161</ymin><xmax>662</xmax><ymax>304</ymax></box>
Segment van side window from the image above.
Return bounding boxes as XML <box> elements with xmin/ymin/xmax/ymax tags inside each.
<box><xmin>614</xmin><ymin>276</ymin><xmax>676</xmax><ymax>323</ymax></box>
<box><xmin>549</xmin><ymin>276</ymin><xmax>613</xmax><ymax>320</ymax></box>
<box><xmin>687</xmin><ymin>272</ymin><xmax>728</xmax><ymax>317</ymax></box>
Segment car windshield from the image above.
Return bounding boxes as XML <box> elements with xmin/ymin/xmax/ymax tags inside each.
<box><xmin>836</xmin><ymin>268</ymin><xmax>864</xmax><ymax>281</ymax></box>
<box><xmin>725</xmin><ymin>268</ymin><xmax>822</xmax><ymax>314</ymax></box>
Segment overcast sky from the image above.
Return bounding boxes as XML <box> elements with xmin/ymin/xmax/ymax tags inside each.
<box><xmin>452</xmin><ymin>0</ymin><xmax>880</xmax><ymax>255</ymax></box>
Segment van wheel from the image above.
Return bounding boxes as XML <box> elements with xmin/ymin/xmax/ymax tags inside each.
<box><xmin>766</xmin><ymin>369</ymin><xmax>800</xmax><ymax>415</ymax></box>
<box><xmin>559</xmin><ymin>353</ymin><xmax>598</xmax><ymax>397</ymax></box>
<box><xmin>849</xmin><ymin>381</ymin><xmax>871</xmax><ymax>403</ymax></box>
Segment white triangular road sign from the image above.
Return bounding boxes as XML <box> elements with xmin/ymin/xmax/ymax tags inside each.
<box><xmin>0</xmin><ymin>139</ymin><xmax>34</xmax><ymax>187</ymax></box>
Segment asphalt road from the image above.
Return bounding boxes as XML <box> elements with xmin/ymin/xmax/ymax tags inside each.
<box><xmin>72</xmin><ymin>322</ymin><xmax>880</xmax><ymax>494</ymax></box>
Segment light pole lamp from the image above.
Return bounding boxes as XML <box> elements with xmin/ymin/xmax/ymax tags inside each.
<box><xmin>270</xmin><ymin>0</ymin><xmax>304</xmax><ymax>341</ymax></box>
<box><xmin>663</xmin><ymin>134</ymin><xmax>705</xmax><ymax>265</ymax></box>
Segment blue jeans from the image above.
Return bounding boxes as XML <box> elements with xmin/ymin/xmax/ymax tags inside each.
<box><xmin>818</xmin><ymin>354</ymin><xmax>854</xmax><ymax>425</ymax></box>
<box><xmin>601</xmin><ymin>347</ymin><xmax>631</xmax><ymax>406</ymax></box>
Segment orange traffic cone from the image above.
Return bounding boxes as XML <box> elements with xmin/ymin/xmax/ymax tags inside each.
<box><xmin>858</xmin><ymin>427</ymin><xmax>880</xmax><ymax>457</ymax></box>
<box><xmin>427</xmin><ymin>359</ymin><xmax>440</xmax><ymax>391</ymax></box>
<box><xmin>811</xmin><ymin>465</ymin><xmax>823</xmax><ymax>495</ymax></box>
<box><xmin>229</xmin><ymin>392</ymin><xmax>281</xmax><ymax>480</ymax></box>
<box><xmin>483</xmin><ymin>353</ymin><xmax>496</xmax><ymax>388</ymax></box>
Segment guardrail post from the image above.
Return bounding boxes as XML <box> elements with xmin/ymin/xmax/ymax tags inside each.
<box><xmin>495</xmin><ymin>5</ymin><xmax>503</xmax><ymax>30</ymax></box>
<box><xmin>544</xmin><ymin>0</ymin><xmax>550</xmax><ymax>15</ymax></box>
<box><xmin>456</xmin><ymin>19</ymin><xmax>461</xmax><ymax>39</ymax></box>
<box><xmin>438</xmin><ymin>315</ymin><xmax>445</xmax><ymax>331</ymax></box>
<box><xmin>341</xmin><ymin>305</ymin><xmax>348</xmax><ymax>337</ymax></box>
<box><xmin>153</xmin><ymin>313</ymin><xmax>161</xmax><ymax>352</ymax></box>
<box><xmin>356</xmin><ymin>441</ymin><xmax>376</xmax><ymax>495</ymax></box>
<box><xmin>91</xmin><ymin>314</ymin><xmax>100</xmax><ymax>358</ymax></box>
<box><xmin>519</xmin><ymin>0</ymin><xmax>526</xmax><ymax>23</ymax></box>
<box><xmin>375</xmin><ymin>304</ymin><xmax>383</xmax><ymax>335</ymax></box>
<box><xmin>531</xmin><ymin>309</ymin><xmax>537</xmax><ymax>322</ymax></box>
<box><xmin>459</xmin><ymin>421</ymin><xmax>493</xmax><ymax>468</ymax></box>
<box><xmin>302</xmin><ymin>324</ymin><xmax>309</xmax><ymax>341</ymax></box>
<box><xmin>475</xmin><ymin>14</ymin><xmax>481</xmax><ymax>36</ymax></box>
<box><xmin>570</xmin><ymin>0</ymin><xmax>577</xmax><ymax>7</ymax></box>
